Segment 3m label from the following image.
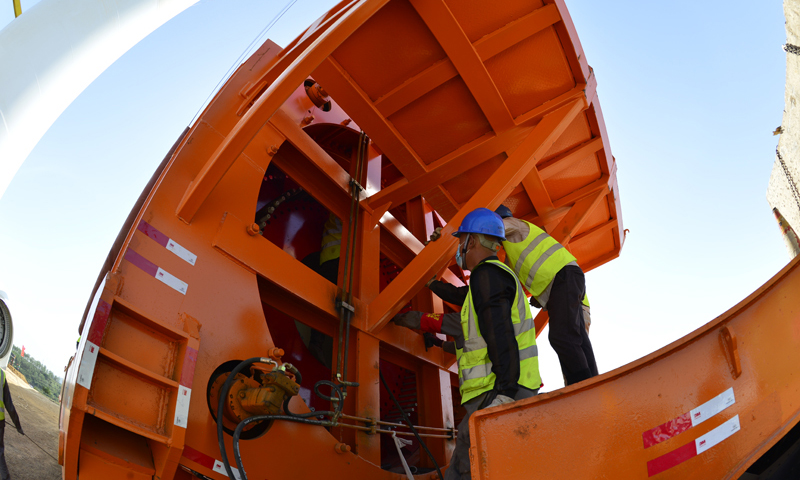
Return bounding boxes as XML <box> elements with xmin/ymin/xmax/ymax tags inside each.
<box><xmin>125</xmin><ymin>249</ymin><xmax>189</xmax><ymax>295</ymax></box>
<box><xmin>183</xmin><ymin>445</ymin><xmax>241</xmax><ymax>479</ymax></box>
<box><xmin>138</xmin><ymin>220</ymin><xmax>197</xmax><ymax>265</ymax></box>
<box><xmin>643</xmin><ymin>387</ymin><xmax>736</xmax><ymax>448</ymax></box>
<box><xmin>690</xmin><ymin>388</ymin><xmax>735</xmax><ymax>427</ymax></box>
<box><xmin>647</xmin><ymin>415</ymin><xmax>741</xmax><ymax>476</ymax></box>
<box><xmin>695</xmin><ymin>415</ymin><xmax>740</xmax><ymax>454</ymax></box>
<box><xmin>174</xmin><ymin>385</ymin><xmax>191</xmax><ymax>428</ymax></box>
<box><xmin>155</xmin><ymin>268</ymin><xmax>188</xmax><ymax>295</ymax></box>
<box><xmin>76</xmin><ymin>341</ymin><xmax>99</xmax><ymax>389</ymax></box>
<box><xmin>213</xmin><ymin>460</ymin><xmax>242</xmax><ymax>479</ymax></box>
<box><xmin>166</xmin><ymin>240</ymin><xmax>197</xmax><ymax>265</ymax></box>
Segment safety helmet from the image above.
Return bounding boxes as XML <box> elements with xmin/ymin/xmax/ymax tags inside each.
<box><xmin>494</xmin><ymin>205</ymin><xmax>513</xmax><ymax>219</ymax></box>
<box><xmin>452</xmin><ymin>208</ymin><xmax>506</xmax><ymax>240</ymax></box>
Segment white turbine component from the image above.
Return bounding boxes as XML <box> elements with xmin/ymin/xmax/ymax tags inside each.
<box><xmin>0</xmin><ymin>291</ymin><xmax>12</xmax><ymax>369</ymax></box>
<box><xmin>0</xmin><ymin>0</ymin><xmax>200</xmax><ymax>200</ymax></box>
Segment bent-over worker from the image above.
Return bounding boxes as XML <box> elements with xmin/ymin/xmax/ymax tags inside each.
<box><xmin>494</xmin><ymin>205</ymin><xmax>597</xmax><ymax>385</ymax></box>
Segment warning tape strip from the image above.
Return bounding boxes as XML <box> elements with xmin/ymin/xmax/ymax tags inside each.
<box><xmin>642</xmin><ymin>387</ymin><xmax>735</xmax><ymax>448</ymax></box>
<box><xmin>137</xmin><ymin>220</ymin><xmax>197</xmax><ymax>265</ymax></box>
<box><xmin>646</xmin><ymin>415</ymin><xmax>741</xmax><ymax>477</ymax></box>
<box><xmin>76</xmin><ymin>300</ymin><xmax>112</xmax><ymax>390</ymax></box>
<box><xmin>182</xmin><ymin>445</ymin><xmax>242</xmax><ymax>479</ymax></box>
<box><xmin>124</xmin><ymin>249</ymin><xmax>188</xmax><ymax>295</ymax></box>
<box><xmin>174</xmin><ymin>347</ymin><xmax>198</xmax><ymax>428</ymax></box>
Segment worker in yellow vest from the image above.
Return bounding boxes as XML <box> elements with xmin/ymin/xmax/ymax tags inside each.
<box><xmin>0</xmin><ymin>368</ymin><xmax>23</xmax><ymax>480</ymax></box>
<box><xmin>393</xmin><ymin>208</ymin><xmax>540</xmax><ymax>480</ymax></box>
<box><xmin>494</xmin><ymin>205</ymin><xmax>597</xmax><ymax>385</ymax></box>
<box><xmin>317</xmin><ymin>214</ymin><xmax>342</xmax><ymax>284</ymax></box>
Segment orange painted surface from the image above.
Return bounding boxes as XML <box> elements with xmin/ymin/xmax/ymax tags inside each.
<box><xmin>471</xmin><ymin>254</ymin><xmax>800</xmax><ymax>479</ymax></box>
<box><xmin>56</xmin><ymin>0</ymin><xmax>632</xmax><ymax>479</ymax></box>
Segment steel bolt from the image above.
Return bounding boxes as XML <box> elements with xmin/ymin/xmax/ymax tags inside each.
<box><xmin>246</xmin><ymin>223</ymin><xmax>260</xmax><ymax>236</ymax></box>
<box><xmin>269</xmin><ymin>347</ymin><xmax>284</xmax><ymax>361</ymax></box>
<box><xmin>334</xmin><ymin>443</ymin><xmax>351</xmax><ymax>454</ymax></box>
<box><xmin>267</xmin><ymin>145</ymin><xmax>279</xmax><ymax>156</ymax></box>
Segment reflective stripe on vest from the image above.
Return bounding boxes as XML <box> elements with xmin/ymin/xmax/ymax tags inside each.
<box><xmin>320</xmin><ymin>215</ymin><xmax>342</xmax><ymax>264</ymax></box>
<box><xmin>0</xmin><ymin>369</ymin><xmax>6</xmax><ymax>421</ymax></box>
<box><xmin>455</xmin><ymin>260</ymin><xmax>541</xmax><ymax>404</ymax></box>
<box><xmin>502</xmin><ymin>220</ymin><xmax>576</xmax><ymax>297</ymax></box>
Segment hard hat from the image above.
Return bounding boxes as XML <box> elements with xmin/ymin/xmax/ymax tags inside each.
<box><xmin>452</xmin><ymin>208</ymin><xmax>506</xmax><ymax>240</ymax></box>
<box><xmin>494</xmin><ymin>205</ymin><xmax>513</xmax><ymax>219</ymax></box>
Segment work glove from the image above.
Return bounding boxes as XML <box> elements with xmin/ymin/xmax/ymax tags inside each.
<box><xmin>529</xmin><ymin>297</ymin><xmax>542</xmax><ymax>309</ymax></box>
<box><xmin>423</xmin><ymin>333</ymin><xmax>443</xmax><ymax>351</ymax></box>
<box><xmin>424</xmin><ymin>227</ymin><xmax>443</xmax><ymax>245</ymax></box>
<box><xmin>486</xmin><ymin>395</ymin><xmax>515</xmax><ymax>408</ymax></box>
<box><xmin>425</xmin><ymin>276</ymin><xmax>437</xmax><ymax>288</ymax></box>
<box><xmin>391</xmin><ymin>311</ymin><xmax>423</xmax><ymax>330</ymax></box>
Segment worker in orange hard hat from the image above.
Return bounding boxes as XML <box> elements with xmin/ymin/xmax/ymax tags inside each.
<box><xmin>493</xmin><ymin>204</ymin><xmax>598</xmax><ymax>385</ymax></box>
<box><xmin>393</xmin><ymin>207</ymin><xmax>541</xmax><ymax>480</ymax></box>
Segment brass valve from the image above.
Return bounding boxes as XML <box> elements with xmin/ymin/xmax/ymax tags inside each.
<box><xmin>219</xmin><ymin>361</ymin><xmax>301</xmax><ymax>426</ymax></box>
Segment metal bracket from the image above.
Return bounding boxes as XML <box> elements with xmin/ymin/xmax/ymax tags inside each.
<box><xmin>336</xmin><ymin>299</ymin><xmax>356</xmax><ymax>313</ymax></box>
<box><xmin>721</xmin><ymin>325</ymin><xmax>742</xmax><ymax>379</ymax></box>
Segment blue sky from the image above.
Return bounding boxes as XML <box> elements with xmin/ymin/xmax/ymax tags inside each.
<box><xmin>0</xmin><ymin>0</ymin><xmax>791</xmax><ymax>391</ymax></box>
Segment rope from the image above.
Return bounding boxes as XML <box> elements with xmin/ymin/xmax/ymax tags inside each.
<box><xmin>4</xmin><ymin>419</ymin><xmax>57</xmax><ymax>463</ymax></box>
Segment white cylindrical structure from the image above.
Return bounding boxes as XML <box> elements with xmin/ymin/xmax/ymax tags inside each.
<box><xmin>0</xmin><ymin>0</ymin><xmax>199</xmax><ymax>200</ymax></box>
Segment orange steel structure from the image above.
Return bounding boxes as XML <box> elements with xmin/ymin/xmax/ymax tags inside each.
<box><xmin>57</xmin><ymin>0</ymin><xmax>634</xmax><ymax>478</ymax></box>
<box><xmin>470</xmin><ymin>254</ymin><xmax>800</xmax><ymax>479</ymax></box>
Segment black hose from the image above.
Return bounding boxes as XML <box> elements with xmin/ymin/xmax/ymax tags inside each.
<box><xmin>379</xmin><ymin>370</ymin><xmax>444</xmax><ymax>480</ymax></box>
<box><xmin>222</xmin><ymin>373</ymin><xmax>344</xmax><ymax>480</ymax></box>
<box><xmin>232</xmin><ymin>413</ymin><xmax>335</xmax><ymax>480</ymax></box>
<box><xmin>216</xmin><ymin>357</ymin><xmax>270</xmax><ymax>480</ymax></box>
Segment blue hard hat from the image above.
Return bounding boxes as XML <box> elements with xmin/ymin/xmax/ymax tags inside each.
<box><xmin>494</xmin><ymin>205</ymin><xmax>513</xmax><ymax>219</ymax></box>
<box><xmin>452</xmin><ymin>208</ymin><xmax>506</xmax><ymax>240</ymax></box>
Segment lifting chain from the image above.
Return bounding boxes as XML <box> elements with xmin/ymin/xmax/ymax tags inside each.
<box><xmin>777</xmin><ymin>147</ymin><xmax>800</xmax><ymax>215</ymax></box>
<box><xmin>784</xmin><ymin>44</ymin><xmax>800</xmax><ymax>55</ymax></box>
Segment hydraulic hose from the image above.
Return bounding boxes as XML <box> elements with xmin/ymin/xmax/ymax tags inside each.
<box><xmin>216</xmin><ymin>357</ymin><xmax>275</xmax><ymax>480</ymax></box>
<box><xmin>217</xmin><ymin>357</ymin><xmax>343</xmax><ymax>480</ymax></box>
<box><xmin>379</xmin><ymin>370</ymin><xmax>444</xmax><ymax>480</ymax></box>
<box><xmin>232</xmin><ymin>380</ymin><xmax>344</xmax><ymax>480</ymax></box>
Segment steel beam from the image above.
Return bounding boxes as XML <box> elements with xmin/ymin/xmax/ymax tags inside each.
<box><xmin>473</xmin><ymin>4</ymin><xmax>561</xmax><ymax>60</ymax></box>
<box><xmin>176</xmin><ymin>0</ymin><xmax>389</xmax><ymax>223</ymax></box>
<box><xmin>367</xmin><ymin>98</ymin><xmax>586</xmax><ymax>333</ymax></box>
<box><xmin>410</xmin><ymin>0</ymin><xmax>514</xmax><ymax>133</ymax></box>
<box><xmin>550</xmin><ymin>185</ymin><xmax>610</xmax><ymax>245</ymax></box>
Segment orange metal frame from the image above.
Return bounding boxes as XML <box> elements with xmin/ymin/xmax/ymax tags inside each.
<box><xmin>58</xmin><ymin>0</ymin><xmax>624</xmax><ymax>479</ymax></box>
<box><xmin>470</xmin><ymin>254</ymin><xmax>800</xmax><ymax>479</ymax></box>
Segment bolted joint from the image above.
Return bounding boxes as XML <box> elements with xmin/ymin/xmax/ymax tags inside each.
<box><xmin>267</xmin><ymin>145</ymin><xmax>279</xmax><ymax>156</ymax></box>
<box><xmin>246</xmin><ymin>223</ymin><xmax>261</xmax><ymax>236</ymax></box>
<box><xmin>268</xmin><ymin>347</ymin><xmax>284</xmax><ymax>361</ymax></box>
<box><xmin>334</xmin><ymin>442</ymin><xmax>351</xmax><ymax>454</ymax></box>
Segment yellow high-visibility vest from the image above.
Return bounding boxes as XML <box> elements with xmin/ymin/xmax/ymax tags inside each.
<box><xmin>320</xmin><ymin>215</ymin><xmax>342</xmax><ymax>265</ymax></box>
<box><xmin>456</xmin><ymin>260</ymin><xmax>541</xmax><ymax>404</ymax></box>
<box><xmin>0</xmin><ymin>369</ymin><xmax>6</xmax><ymax>421</ymax></box>
<box><xmin>502</xmin><ymin>220</ymin><xmax>576</xmax><ymax>298</ymax></box>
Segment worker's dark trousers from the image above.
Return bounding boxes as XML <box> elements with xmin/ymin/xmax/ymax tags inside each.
<box><xmin>0</xmin><ymin>422</ymin><xmax>9</xmax><ymax>480</ymax></box>
<box><xmin>547</xmin><ymin>265</ymin><xmax>598</xmax><ymax>385</ymax></box>
<box><xmin>445</xmin><ymin>387</ymin><xmax>538</xmax><ymax>480</ymax></box>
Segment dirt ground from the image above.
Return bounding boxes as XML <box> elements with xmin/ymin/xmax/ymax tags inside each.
<box><xmin>4</xmin><ymin>368</ymin><xmax>61</xmax><ymax>480</ymax></box>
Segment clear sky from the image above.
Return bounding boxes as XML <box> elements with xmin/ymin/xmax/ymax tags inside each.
<box><xmin>0</xmin><ymin>0</ymin><xmax>791</xmax><ymax>394</ymax></box>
